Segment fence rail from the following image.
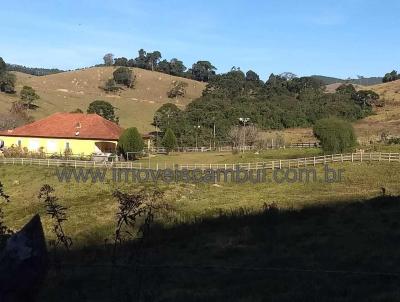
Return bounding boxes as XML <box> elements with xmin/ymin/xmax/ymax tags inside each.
<box><xmin>146</xmin><ymin>142</ymin><xmax>319</xmax><ymax>153</ymax></box>
<box><xmin>1</xmin><ymin>152</ymin><xmax>399</xmax><ymax>170</ymax></box>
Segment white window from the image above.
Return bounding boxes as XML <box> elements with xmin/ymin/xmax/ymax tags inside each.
<box><xmin>47</xmin><ymin>141</ymin><xmax>57</xmax><ymax>153</ymax></box>
<box><xmin>28</xmin><ymin>139</ymin><xmax>39</xmax><ymax>151</ymax></box>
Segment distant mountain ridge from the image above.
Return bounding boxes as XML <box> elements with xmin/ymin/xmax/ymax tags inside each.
<box><xmin>311</xmin><ymin>75</ymin><xmax>383</xmax><ymax>86</ymax></box>
<box><xmin>6</xmin><ymin>64</ymin><xmax>65</xmax><ymax>76</ymax></box>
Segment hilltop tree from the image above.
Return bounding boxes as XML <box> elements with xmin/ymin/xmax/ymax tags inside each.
<box><xmin>20</xmin><ymin>86</ymin><xmax>40</xmax><ymax>109</ymax></box>
<box><xmin>103</xmin><ymin>53</ymin><xmax>114</xmax><ymax>66</ymax></box>
<box><xmin>146</xmin><ymin>51</ymin><xmax>162</xmax><ymax>71</ymax></box>
<box><xmin>113</xmin><ymin>67</ymin><xmax>135</xmax><ymax>88</ymax></box>
<box><xmin>113</xmin><ymin>57</ymin><xmax>128</xmax><ymax>67</ymax></box>
<box><xmin>162</xmin><ymin>128</ymin><xmax>177</xmax><ymax>154</ymax></box>
<box><xmin>313</xmin><ymin>117</ymin><xmax>357</xmax><ymax>153</ymax></box>
<box><xmin>190</xmin><ymin>61</ymin><xmax>217</xmax><ymax>82</ymax></box>
<box><xmin>245</xmin><ymin>70</ymin><xmax>260</xmax><ymax>82</ymax></box>
<box><xmin>117</xmin><ymin>127</ymin><xmax>144</xmax><ymax>159</ymax></box>
<box><xmin>169</xmin><ymin>58</ymin><xmax>186</xmax><ymax>76</ymax></box>
<box><xmin>135</xmin><ymin>49</ymin><xmax>147</xmax><ymax>69</ymax></box>
<box><xmin>87</xmin><ymin>100</ymin><xmax>118</xmax><ymax>123</ymax></box>
<box><xmin>383</xmin><ymin>70</ymin><xmax>399</xmax><ymax>83</ymax></box>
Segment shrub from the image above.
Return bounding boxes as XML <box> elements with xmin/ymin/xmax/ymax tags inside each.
<box><xmin>117</xmin><ymin>127</ymin><xmax>144</xmax><ymax>159</ymax></box>
<box><xmin>167</xmin><ymin>81</ymin><xmax>188</xmax><ymax>98</ymax></box>
<box><xmin>313</xmin><ymin>117</ymin><xmax>357</xmax><ymax>153</ymax></box>
<box><xmin>162</xmin><ymin>128</ymin><xmax>177</xmax><ymax>153</ymax></box>
<box><xmin>113</xmin><ymin>67</ymin><xmax>135</xmax><ymax>88</ymax></box>
<box><xmin>101</xmin><ymin>78</ymin><xmax>120</xmax><ymax>93</ymax></box>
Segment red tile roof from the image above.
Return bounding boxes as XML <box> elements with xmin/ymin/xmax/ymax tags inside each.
<box><xmin>0</xmin><ymin>113</ymin><xmax>124</xmax><ymax>140</ymax></box>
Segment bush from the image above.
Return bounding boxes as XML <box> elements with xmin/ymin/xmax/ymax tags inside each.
<box><xmin>313</xmin><ymin>117</ymin><xmax>357</xmax><ymax>153</ymax></box>
<box><xmin>101</xmin><ymin>79</ymin><xmax>120</xmax><ymax>93</ymax></box>
<box><xmin>113</xmin><ymin>67</ymin><xmax>135</xmax><ymax>88</ymax></box>
<box><xmin>167</xmin><ymin>81</ymin><xmax>188</xmax><ymax>98</ymax></box>
<box><xmin>162</xmin><ymin>128</ymin><xmax>177</xmax><ymax>153</ymax></box>
<box><xmin>388</xmin><ymin>137</ymin><xmax>400</xmax><ymax>145</ymax></box>
<box><xmin>117</xmin><ymin>127</ymin><xmax>144</xmax><ymax>159</ymax></box>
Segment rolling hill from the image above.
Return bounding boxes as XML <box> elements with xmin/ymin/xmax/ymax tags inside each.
<box><xmin>0</xmin><ymin>67</ymin><xmax>206</xmax><ymax>133</ymax></box>
<box><xmin>354</xmin><ymin>79</ymin><xmax>400</xmax><ymax>142</ymax></box>
<box><xmin>1</xmin><ymin>68</ymin><xmax>399</xmax><ymax>143</ymax></box>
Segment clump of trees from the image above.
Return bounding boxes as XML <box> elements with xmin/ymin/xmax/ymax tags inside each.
<box><xmin>117</xmin><ymin>127</ymin><xmax>144</xmax><ymax>159</ymax></box>
<box><xmin>167</xmin><ymin>81</ymin><xmax>188</xmax><ymax>98</ymax></box>
<box><xmin>0</xmin><ymin>57</ymin><xmax>16</xmax><ymax>93</ymax></box>
<box><xmin>101</xmin><ymin>50</ymin><xmax>216</xmax><ymax>82</ymax></box>
<box><xmin>87</xmin><ymin>100</ymin><xmax>119</xmax><ymax>123</ymax></box>
<box><xmin>313</xmin><ymin>117</ymin><xmax>357</xmax><ymax>153</ymax></box>
<box><xmin>383</xmin><ymin>70</ymin><xmax>400</xmax><ymax>83</ymax></box>
<box><xmin>100</xmin><ymin>67</ymin><xmax>135</xmax><ymax>92</ymax></box>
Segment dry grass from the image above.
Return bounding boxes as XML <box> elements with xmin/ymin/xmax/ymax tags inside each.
<box><xmin>354</xmin><ymin>79</ymin><xmax>400</xmax><ymax>142</ymax></box>
<box><xmin>0</xmin><ymin>67</ymin><xmax>206</xmax><ymax>133</ymax></box>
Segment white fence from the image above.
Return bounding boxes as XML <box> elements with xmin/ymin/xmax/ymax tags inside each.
<box><xmin>1</xmin><ymin>152</ymin><xmax>399</xmax><ymax>170</ymax></box>
<box><xmin>146</xmin><ymin>142</ymin><xmax>319</xmax><ymax>153</ymax></box>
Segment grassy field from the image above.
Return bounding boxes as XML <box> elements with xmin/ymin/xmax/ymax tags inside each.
<box><xmin>0</xmin><ymin>67</ymin><xmax>205</xmax><ymax>132</ymax></box>
<box><xmin>136</xmin><ymin>148</ymin><xmax>323</xmax><ymax>166</ymax></box>
<box><xmin>1</xmin><ymin>159</ymin><xmax>400</xmax><ymax>301</ymax></box>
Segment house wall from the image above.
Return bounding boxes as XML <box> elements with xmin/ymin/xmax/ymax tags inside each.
<box><xmin>0</xmin><ymin>136</ymin><xmax>118</xmax><ymax>156</ymax></box>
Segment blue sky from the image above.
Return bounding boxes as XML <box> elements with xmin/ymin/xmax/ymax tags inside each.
<box><xmin>1</xmin><ymin>0</ymin><xmax>399</xmax><ymax>79</ymax></box>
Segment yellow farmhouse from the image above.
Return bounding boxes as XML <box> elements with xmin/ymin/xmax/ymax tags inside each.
<box><xmin>0</xmin><ymin>112</ymin><xmax>151</xmax><ymax>156</ymax></box>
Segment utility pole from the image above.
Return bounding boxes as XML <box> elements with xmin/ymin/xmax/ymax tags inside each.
<box><xmin>194</xmin><ymin>125</ymin><xmax>200</xmax><ymax>149</ymax></box>
<box><xmin>239</xmin><ymin>117</ymin><xmax>250</xmax><ymax>153</ymax></box>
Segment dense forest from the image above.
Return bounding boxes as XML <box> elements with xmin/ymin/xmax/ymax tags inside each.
<box><xmin>153</xmin><ymin>69</ymin><xmax>381</xmax><ymax>146</ymax></box>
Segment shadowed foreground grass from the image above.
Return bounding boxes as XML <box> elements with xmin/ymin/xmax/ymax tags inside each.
<box><xmin>38</xmin><ymin>195</ymin><xmax>400</xmax><ymax>301</ymax></box>
<box><xmin>0</xmin><ymin>161</ymin><xmax>400</xmax><ymax>301</ymax></box>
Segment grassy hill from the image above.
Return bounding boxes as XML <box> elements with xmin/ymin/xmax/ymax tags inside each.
<box><xmin>0</xmin><ymin>67</ymin><xmax>206</xmax><ymax>133</ymax></box>
<box><xmin>354</xmin><ymin>79</ymin><xmax>400</xmax><ymax>142</ymax></box>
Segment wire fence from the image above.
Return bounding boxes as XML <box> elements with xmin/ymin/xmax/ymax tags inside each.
<box><xmin>1</xmin><ymin>152</ymin><xmax>399</xmax><ymax>170</ymax></box>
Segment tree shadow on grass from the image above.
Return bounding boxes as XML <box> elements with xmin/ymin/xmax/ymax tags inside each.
<box><xmin>39</xmin><ymin>195</ymin><xmax>400</xmax><ymax>302</ymax></box>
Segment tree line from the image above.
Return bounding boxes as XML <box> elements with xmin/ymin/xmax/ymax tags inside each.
<box><xmin>6</xmin><ymin>64</ymin><xmax>64</xmax><ymax>76</ymax></box>
<box><xmin>102</xmin><ymin>50</ymin><xmax>216</xmax><ymax>82</ymax></box>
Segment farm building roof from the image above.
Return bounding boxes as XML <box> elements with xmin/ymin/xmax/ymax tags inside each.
<box><xmin>0</xmin><ymin>113</ymin><xmax>124</xmax><ymax>140</ymax></box>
